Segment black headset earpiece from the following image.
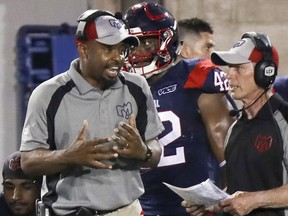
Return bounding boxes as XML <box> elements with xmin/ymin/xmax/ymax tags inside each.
<box><xmin>76</xmin><ymin>10</ymin><xmax>114</xmax><ymax>41</ymax></box>
<box><xmin>241</xmin><ymin>32</ymin><xmax>277</xmax><ymax>89</ymax></box>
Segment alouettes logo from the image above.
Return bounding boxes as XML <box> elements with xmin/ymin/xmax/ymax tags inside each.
<box><xmin>233</xmin><ymin>39</ymin><xmax>245</xmax><ymax>48</ymax></box>
<box><xmin>255</xmin><ymin>135</ymin><xmax>272</xmax><ymax>152</ymax></box>
<box><xmin>116</xmin><ymin>102</ymin><xmax>133</xmax><ymax>119</ymax></box>
<box><xmin>109</xmin><ymin>18</ymin><xmax>122</xmax><ymax>29</ymax></box>
<box><xmin>9</xmin><ymin>158</ymin><xmax>21</xmax><ymax>171</ymax></box>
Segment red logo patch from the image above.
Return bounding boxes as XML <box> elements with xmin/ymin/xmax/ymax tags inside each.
<box><xmin>255</xmin><ymin>135</ymin><xmax>272</xmax><ymax>152</ymax></box>
<box><xmin>8</xmin><ymin>158</ymin><xmax>21</xmax><ymax>171</ymax></box>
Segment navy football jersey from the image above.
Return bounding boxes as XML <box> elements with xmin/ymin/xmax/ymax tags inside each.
<box><xmin>0</xmin><ymin>192</ymin><xmax>13</xmax><ymax>216</ymax></box>
<box><xmin>273</xmin><ymin>75</ymin><xmax>288</xmax><ymax>101</ymax></box>
<box><xmin>140</xmin><ymin>58</ymin><xmax>229</xmax><ymax>215</ymax></box>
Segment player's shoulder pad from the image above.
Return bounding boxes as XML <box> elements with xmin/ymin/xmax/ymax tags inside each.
<box><xmin>184</xmin><ymin>59</ymin><xmax>229</xmax><ymax>93</ymax></box>
<box><xmin>273</xmin><ymin>76</ymin><xmax>288</xmax><ymax>101</ymax></box>
<box><xmin>274</xmin><ymin>75</ymin><xmax>288</xmax><ymax>88</ymax></box>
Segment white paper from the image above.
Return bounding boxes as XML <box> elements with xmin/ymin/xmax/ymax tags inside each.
<box><xmin>163</xmin><ymin>179</ymin><xmax>231</xmax><ymax>207</ymax></box>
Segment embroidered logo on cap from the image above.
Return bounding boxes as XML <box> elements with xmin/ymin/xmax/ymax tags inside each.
<box><xmin>233</xmin><ymin>39</ymin><xmax>245</xmax><ymax>48</ymax></box>
<box><xmin>109</xmin><ymin>19</ymin><xmax>122</xmax><ymax>29</ymax></box>
<box><xmin>8</xmin><ymin>158</ymin><xmax>21</xmax><ymax>172</ymax></box>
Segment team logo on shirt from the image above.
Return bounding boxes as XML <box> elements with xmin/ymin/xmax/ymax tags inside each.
<box><xmin>158</xmin><ymin>84</ymin><xmax>177</xmax><ymax>96</ymax></box>
<box><xmin>255</xmin><ymin>135</ymin><xmax>272</xmax><ymax>152</ymax></box>
<box><xmin>116</xmin><ymin>102</ymin><xmax>133</xmax><ymax>119</ymax></box>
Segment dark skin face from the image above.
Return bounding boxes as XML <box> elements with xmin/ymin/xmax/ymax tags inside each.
<box><xmin>3</xmin><ymin>179</ymin><xmax>40</xmax><ymax>216</ymax></box>
<box><xmin>130</xmin><ymin>36</ymin><xmax>159</xmax><ymax>67</ymax></box>
<box><xmin>128</xmin><ymin>36</ymin><xmax>165</xmax><ymax>82</ymax></box>
<box><xmin>77</xmin><ymin>40</ymin><xmax>127</xmax><ymax>90</ymax></box>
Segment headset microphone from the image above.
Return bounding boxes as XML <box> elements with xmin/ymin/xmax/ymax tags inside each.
<box><xmin>229</xmin><ymin>90</ymin><xmax>268</xmax><ymax>117</ymax></box>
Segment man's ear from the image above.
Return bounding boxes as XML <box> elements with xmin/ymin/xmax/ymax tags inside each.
<box><xmin>179</xmin><ymin>44</ymin><xmax>190</xmax><ymax>59</ymax></box>
<box><xmin>77</xmin><ymin>43</ymin><xmax>87</xmax><ymax>59</ymax></box>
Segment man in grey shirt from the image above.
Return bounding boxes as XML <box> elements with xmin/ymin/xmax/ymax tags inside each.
<box><xmin>20</xmin><ymin>9</ymin><xmax>164</xmax><ymax>216</ymax></box>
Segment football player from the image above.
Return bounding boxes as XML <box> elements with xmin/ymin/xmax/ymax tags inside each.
<box><xmin>123</xmin><ymin>2</ymin><xmax>235</xmax><ymax>216</ymax></box>
<box><xmin>273</xmin><ymin>75</ymin><xmax>288</xmax><ymax>101</ymax></box>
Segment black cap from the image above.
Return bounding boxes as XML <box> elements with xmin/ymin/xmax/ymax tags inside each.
<box><xmin>2</xmin><ymin>151</ymin><xmax>42</xmax><ymax>185</ymax></box>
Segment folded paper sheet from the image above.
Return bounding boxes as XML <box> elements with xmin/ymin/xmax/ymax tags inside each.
<box><xmin>163</xmin><ymin>179</ymin><xmax>231</xmax><ymax>207</ymax></box>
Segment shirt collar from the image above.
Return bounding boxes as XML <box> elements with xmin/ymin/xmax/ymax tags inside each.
<box><xmin>240</xmin><ymin>93</ymin><xmax>284</xmax><ymax>121</ymax></box>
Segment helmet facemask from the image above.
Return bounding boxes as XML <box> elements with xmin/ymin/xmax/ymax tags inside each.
<box><xmin>123</xmin><ymin>2</ymin><xmax>180</xmax><ymax>78</ymax></box>
<box><xmin>126</xmin><ymin>27</ymin><xmax>176</xmax><ymax>79</ymax></box>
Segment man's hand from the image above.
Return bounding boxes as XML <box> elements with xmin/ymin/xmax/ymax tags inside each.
<box><xmin>219</xmin><ymin>191</ymin><xmax>257</xmax><ymax>216</ymax></box>
<box><xmin>181</xmin><ymin>201</ymin><xmax>207</xmax><ymax>216</ymax></box>
<box><xmin>63</xmin><ymin>120</ymin><xmax>118</xmax><ymax>169</ymax></box>
<box><xmin>110</xmin><ymin>114</ymin><xmax>147</xmax><ymax>160</ymax></box>
<box><xmin>181</xmin><ymin>200</ymin><xmax>222</xmax><ymax>216</ymax></box>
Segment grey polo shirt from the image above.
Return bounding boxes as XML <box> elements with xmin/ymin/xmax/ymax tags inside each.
<box><xmin>20</xmin><ymin>59</ymin><xmax>164</xmax><ymax>215</ymax></box>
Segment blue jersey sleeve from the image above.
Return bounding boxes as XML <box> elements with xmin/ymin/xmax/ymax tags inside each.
<box><xmin>184</xmin><ymin>59</ymin><xmax>229</xmax><ymax>93</ymax></box>
<box><xmin>273</xmin><ymin>76</ymin><xmax>288</xmax><ymax>101</ymax></box>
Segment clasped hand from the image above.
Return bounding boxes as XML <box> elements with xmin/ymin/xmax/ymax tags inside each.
<box><xmin>64</xmin><ymin>114</ymin><xmax>146</xmax><ymax>169</ymax></box>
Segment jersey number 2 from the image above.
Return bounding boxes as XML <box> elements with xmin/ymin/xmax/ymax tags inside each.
<box><xmin>158</xmin><ymin>111</ymin><xmax>185</xmax><ymax>167</ymax></box>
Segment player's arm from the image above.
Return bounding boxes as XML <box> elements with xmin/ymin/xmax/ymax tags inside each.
<box><xmin>111</xmin><ymin>114</ymin><xmax>162</xmax><ymax>168</ymax></box>
<box><xmin>21</xmin><ymin>148</ymin><xmax>73</xmax><ymax>175</ymax></box>
<box><xmin>21</xmin><ymin>121</ymin><xmax>118</xmax><ymax>176</ymax></box>
<box><xmin>219</xmin><ymin>184</ymin><xmax>288</xmax><ymax>215</ymax></box>
<box><xmin>140</xmin><ymin>138</ymin><xmax>162</xmax><ymax>168</ymax></box>
<box><xmin>198</xmin><ymin>93</ymin><xmax>234</xmax><ymax>162</ymax></box>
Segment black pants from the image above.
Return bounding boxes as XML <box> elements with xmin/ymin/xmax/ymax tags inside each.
<box><xmin>53</xmin><ymin>207</ymin><xmax>118</xmax><ymax>216</ymax></box>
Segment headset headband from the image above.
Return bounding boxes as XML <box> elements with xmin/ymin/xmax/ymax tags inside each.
<box><xmin>241</xmin><ymin>32</ymin><xmax>273</xmax><ymax>62</ymax></box>
<box><xmin>76</xmin><ymin>10</ymin><xmax>114</xmax><ymax>41</ymax></box>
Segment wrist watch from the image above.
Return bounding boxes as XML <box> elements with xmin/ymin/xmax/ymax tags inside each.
<box><xmin>143</xmin><ymin>144</ymin><xmax>153</xmax><ymax>162</ymax></box>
